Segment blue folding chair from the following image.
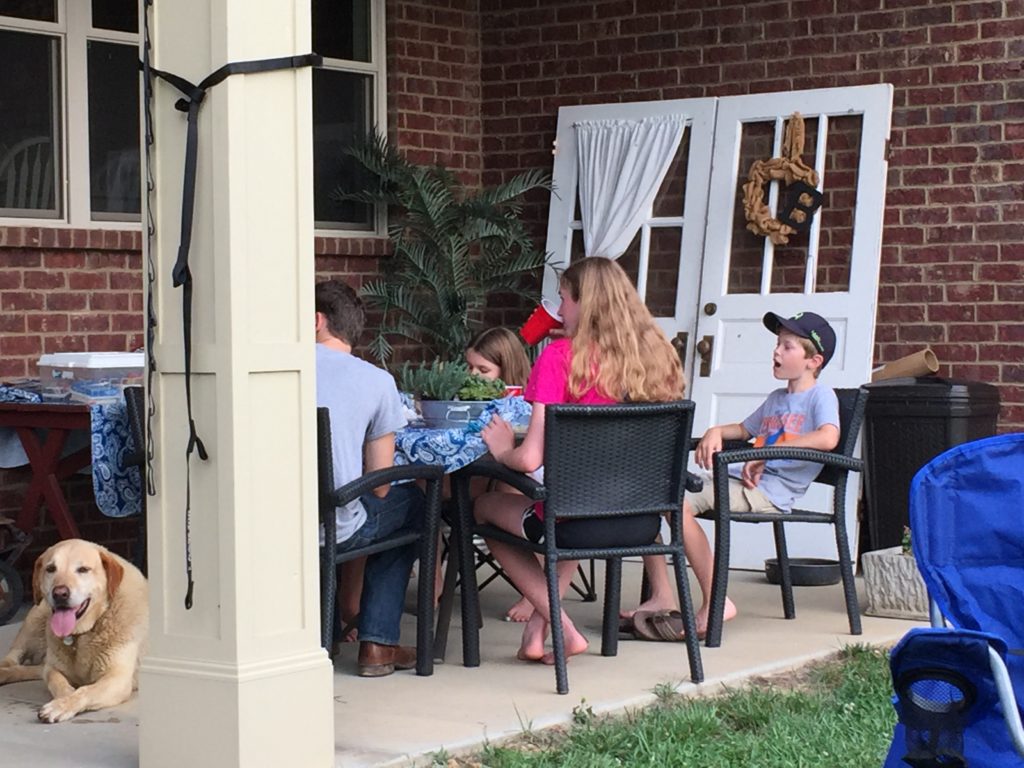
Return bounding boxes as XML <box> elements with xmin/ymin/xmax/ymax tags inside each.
<box><xmin>884</xmin><ymin>433</ymin><xmax>1024</xmax><ymax>767</ymax></box>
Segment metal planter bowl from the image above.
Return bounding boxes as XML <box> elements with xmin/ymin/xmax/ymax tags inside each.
<box><xmin>418</xmin><ymin>399</ymin><xmax>489</xmax><ymax>429</ymax></box>
<box><xmin>764</xmin><ymin>557</ymin><xmax>841</xmax><ymax>587</ymax></box>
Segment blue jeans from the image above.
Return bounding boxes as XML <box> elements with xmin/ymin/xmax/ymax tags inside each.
<box><xmin>336</xmin><ymin>483</ymin><xmax>425</xmax><ymax>646</ymax></box>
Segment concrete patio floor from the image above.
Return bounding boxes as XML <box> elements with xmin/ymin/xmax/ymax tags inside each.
<box><xmin>0</xmin><ymin>558</ymin><xmax>922</xmax><ymax>767</ymax></box>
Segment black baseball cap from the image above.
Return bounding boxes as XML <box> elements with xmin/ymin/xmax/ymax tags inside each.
<box><xmin>763</xmin><ymin>311</ymin><xmax>836</xmax><ymax>368</ymax></box>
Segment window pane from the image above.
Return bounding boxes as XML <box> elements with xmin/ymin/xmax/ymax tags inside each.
<box><xmin>0</xmin><ymin>29</ymin><xmax>61</xmax><ymax>217</ymax></box>
<box><xmin>87</xmin><ymin>41</ymin><xmax>140</xmax><ymax>217</ymax></box>
<box><xmin>0</xmin><ymin>0</ymin><xmax>57</xmax><ymax>23</ymax></box>
<box><xmin>91</xmin><ymin>0</ymin><xmax>138</xmax><ymax>33</ymax></box>
<box><xmin>313</xmin><ymin>68</ymin><xmax>372</xmax><ymax>228</ymax></box>
<box><xmin>312</xmin><ymin>0</ymin><xmax>370</xmax><ymax>62</ymax></box>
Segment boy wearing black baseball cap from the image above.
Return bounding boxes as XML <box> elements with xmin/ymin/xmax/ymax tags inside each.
<box><xmin>628</xmin><ymin>310</ymin><xmax>841</xmax><ymax>639</ymax></box>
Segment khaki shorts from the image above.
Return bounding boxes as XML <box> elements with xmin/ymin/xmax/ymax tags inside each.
<box><xmin>687</xmin><ymin>477</ymin><xmax>782</xmax><ymax>515</ymax></box>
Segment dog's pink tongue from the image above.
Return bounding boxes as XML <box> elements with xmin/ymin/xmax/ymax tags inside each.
<box><xmin>50</xmin><ymin>608</ymin><xmax>77</xmax><ymax>638</ymax></box>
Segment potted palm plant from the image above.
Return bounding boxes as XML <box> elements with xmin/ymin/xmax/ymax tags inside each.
<box><xmin>332</xmin><ymin>132</ymin><xmax>552</xmax><ymax>366</ymax></box>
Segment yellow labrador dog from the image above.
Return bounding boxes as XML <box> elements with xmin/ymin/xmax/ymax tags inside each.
<box><xmin>0</xmin><ymin>539</ymin><xmax>148</xmax><ymax>722</ymax></box>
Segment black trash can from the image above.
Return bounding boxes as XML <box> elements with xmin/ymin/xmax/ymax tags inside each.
<box><xmin>862</xmin><ymin>377</ymin><xmax>1000</xmax><ymax>552</ymax></box>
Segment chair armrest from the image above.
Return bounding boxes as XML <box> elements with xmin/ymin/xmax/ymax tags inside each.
<box><xmin>454</xmin><ymin>460</ymin><xmax>546</xmax><ymax>501</ymax></box>
<box><xmin>712</xmin><ymin>446</ymin><xmax>863</xmax><ymax>475</ymax></box>
<box><xmin>329</xmin><ymin>464</ymin><xmax>444</xmax><ymax>507</ymax></box>
<box><xmin>688</xmin><ymin>437</ymin><xmax>753</xmax><ymax>452</ymax></box>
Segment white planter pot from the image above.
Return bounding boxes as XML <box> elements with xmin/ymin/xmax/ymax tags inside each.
<box><xmin>861</xmin><ymin>546</ymin><xmax>929</xmax><ymax>620</ymax></box>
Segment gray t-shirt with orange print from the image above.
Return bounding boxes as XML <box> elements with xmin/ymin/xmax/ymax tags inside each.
<box><xmin>733</xmin><ymin>384</ymin><xmax>840</xmax><ymax>512</ymax></box>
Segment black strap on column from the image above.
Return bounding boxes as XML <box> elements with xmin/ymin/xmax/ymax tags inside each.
<box><xmin>146</xmin><ymin>46</ymin><xmax>321</xmax><ymax>609</ymax></box>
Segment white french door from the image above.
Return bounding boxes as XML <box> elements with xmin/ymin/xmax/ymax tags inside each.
<box><xmin>544</xmin><ymin>84</ymin><xmax>894</xmax><ymax>567</ymax></box>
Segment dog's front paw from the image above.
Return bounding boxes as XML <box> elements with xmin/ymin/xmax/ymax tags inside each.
<box><xmin>38</xmin><ymin>696</ymin><xmax>80</xmax><ymax>723</ymax></box>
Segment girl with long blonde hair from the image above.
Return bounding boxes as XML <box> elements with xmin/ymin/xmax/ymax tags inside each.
<box><xmin>475</xmin><ymin>256</ymin><xmax>692</xmax><ymax>663</ymax></box>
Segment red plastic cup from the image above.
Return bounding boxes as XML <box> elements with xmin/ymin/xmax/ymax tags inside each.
<box><xmin>504</xmin><ymin>385</ymin><xmax>524</xmax><ymax>398</ymax></box>
<box><xmin>519</xmin><ymin>300</ymin><xmax>563</xmax><ymax>345</ymax></box>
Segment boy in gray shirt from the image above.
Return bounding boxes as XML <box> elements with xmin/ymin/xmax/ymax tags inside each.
<box><xmin>315</xmin><ymin>280</ymin><xmax>423</xmax><ymax>677</ymax></box>
<box><xmin>631</xmin><ymin>311</ymin><xmax>840</xmax><ymax>638</ymax></box>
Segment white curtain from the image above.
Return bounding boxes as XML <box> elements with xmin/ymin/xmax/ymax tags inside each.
<box><xmin>574</xmin><ymin>115</ymin><xmax>686</xmax><ymax>259</ymax></box>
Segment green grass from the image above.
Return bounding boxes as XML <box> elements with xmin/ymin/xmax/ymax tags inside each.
<box><xmin>453</xmin><ymin>645</ymin><xmax>895</xmax><ymax>768</ymax></box>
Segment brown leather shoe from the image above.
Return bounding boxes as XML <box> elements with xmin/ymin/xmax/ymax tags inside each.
<box><xmin>357</xmin><ymin>641</ymin><xmax>418</xmax><ymax>677</ymax></box>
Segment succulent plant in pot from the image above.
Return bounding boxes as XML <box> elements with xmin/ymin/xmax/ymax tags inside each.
<box><xmin>396</xmin><ymin>361</ymin><xmax>509</xmax><ymax>428</ymax></box>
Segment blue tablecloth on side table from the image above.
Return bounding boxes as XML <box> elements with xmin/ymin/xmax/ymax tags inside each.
<box><xmin>395</xmin><ymin>396</ymin><xmax>532</xmax><ymax>473</ymax></box>
<box><xmin>0</xmin><ymin>386</ymin><xmax>142</xmax><ymax>519</ymax></box>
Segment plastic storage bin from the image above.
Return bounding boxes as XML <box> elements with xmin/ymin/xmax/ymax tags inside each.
<box><xmin>862</xmin><ymin>377</ymin><xmax>1000</xmax><ymax>552</ymax></box>
<box><xmin>38</xmin><ymin>352</ymin><xmax>145</xmax><ymax>403</ymax></box>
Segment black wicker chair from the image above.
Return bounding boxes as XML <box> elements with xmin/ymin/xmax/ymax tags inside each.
<box><xmin>453</xmin><ymin>401</ymin><xmax>703</xmax><ymax>695</ymax></box>
<box><xmin>316</xmin><ymin>407</ymin><xmax>443</xmax><ymax>676</ymax></box>
<box><xmin>700</xmin><ymin>386</ymin><xmax>868</xmax><ymax>648</ymax></box>
<box><xmin>122</xmin><ymin>385</ymin><xmax>147</xmax><ymax>575</ymax></box>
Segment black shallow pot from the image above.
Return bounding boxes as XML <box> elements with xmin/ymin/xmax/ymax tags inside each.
<box><xmin>764</xmin><ymin>557</ymin><xmax>841</xmax><ymax>587</ymax></box>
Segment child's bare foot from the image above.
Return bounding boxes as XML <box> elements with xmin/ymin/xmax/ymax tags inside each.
<box><xmin>541</xmin><ymin>622</ymin><xmax>588</xmax><ymax>665</ymax></box>
<box><xmin>516</xmin><ymin>611</ymin><xmax>548</xmax><ymax>661</ymax></box>
<box><xmin>695</xmin><ymin>597</ymin><xmax>737</xmax><ymax>637</ymax></box>
<box><xmin>504</xmin><ymin>597</ymin><xmax>533</xmax><ymax>623</ymax></box>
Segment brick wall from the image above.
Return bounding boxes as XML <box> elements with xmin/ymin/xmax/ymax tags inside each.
<box><xmin>477</xmin><ymin>0</ymin><xmax>1024</xmax><ymax>431</ymax></box>
<box><xmin>2</xmin><ymin>0</ymin><xmax>1022</xmax><ymax>569</ymax></box>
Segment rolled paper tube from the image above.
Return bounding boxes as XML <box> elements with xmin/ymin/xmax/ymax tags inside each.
<box><xmin>871</xmin><ymin>348</ymin><xmax>939</xmax><ymax>382</ymax></box>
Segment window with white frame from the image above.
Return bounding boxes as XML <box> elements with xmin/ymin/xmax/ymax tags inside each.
<box><xmin>0</xmin><ymin>0</ymin><xmax>140</xmax><ymax>225</ymax></box>
<box><xmin>0</xmin><ymin>0</ymin><xmax>386</xmax><ymax>232</ymax></box>
<box><xmin>312</xmin><ymin>0</ymin><xmax>386</xmax><ymax>232</ymax></box>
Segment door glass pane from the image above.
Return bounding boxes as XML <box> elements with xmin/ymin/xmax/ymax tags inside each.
<box><xmin>312</xmin><ymin>0</ymin><xmax>370</xmax><ymax>62</ymax></box>
<box><xmin>0</xmin><ymin>29</ymin><xmax>61</xmax><ymax>217</ymax></box>
<box><xmin>313</xmin><ymin>68</ymin><xmax>372</xmax><ymax>228</ymax></box>
<box><xmin>1</xmin><ymin>1</ymin><xmax>56</xmax><ymax>22</ymax></box>
<box><xmin>652</xmin><ymin>130</ymin><xmax>689</xmax><ymax>218</ymax></box>
<box><xmin>615</xmin><ymin>231</ymin><xmax>642</xmax><ymax>286</ymax></box>
<box><xmin>91</xmin><ymin>0</ymin><xmax>138</xmax><ymax>33</ymax></box>
<box><xmin>727</xmin><ymin>120</ymin><xmax>774</xmax><ymax>294</ymax></box>
<box><xmin>815</xmin><ymin>114</ymin><xmax>860</xmax><ymax>293</ymax></box>
<box><xmin>769</xmin><ymin>116</ymin><xmax>819</xmax><ymax>294</ymax></box>
<box><xmin>87</xmin><ymin>41</ymin><xmax>140</xmax><ymax>217</ymax></box>
<box><xmin>646</xmin><ymin>226</ymin><xmax>682</xmax><ymax>316</ymax></box>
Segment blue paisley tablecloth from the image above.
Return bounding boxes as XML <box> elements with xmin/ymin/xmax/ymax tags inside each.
<box><xmin>395</xmin><ymin>396</ymin><xmax>532</xmax><ymax>473</ymax></box>
<box><xmin>0</xmin><ymin>385</ymin><xmax>142</xmax><ymax>519</ymax></box>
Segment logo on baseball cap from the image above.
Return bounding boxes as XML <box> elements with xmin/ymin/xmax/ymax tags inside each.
<box><xmin>763</xmin><ymin>311</ymin><xmax>836</xmax><ymax>368</ymax></box>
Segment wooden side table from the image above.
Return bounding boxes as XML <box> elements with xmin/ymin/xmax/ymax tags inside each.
<box><xmin>0</xmin><ymin>402</ymin><xmax>91</xmax><ymax>541</ymax></box>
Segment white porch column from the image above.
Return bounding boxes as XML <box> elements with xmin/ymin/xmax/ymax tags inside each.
<box><xmin>139</xmin><ymin>2</ymin><xmax>332</xmax><ymax>766</ymax></box>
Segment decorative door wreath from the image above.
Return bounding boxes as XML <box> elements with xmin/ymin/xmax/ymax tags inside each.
<box><xmin>742</xmin><ymin>112</ymin><xmax>824</xmax><ymax>245</ymax></box>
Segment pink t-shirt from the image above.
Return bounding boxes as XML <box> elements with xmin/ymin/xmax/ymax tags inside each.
<box><xmin>524</xmin><ymin>338</ymin><xmax>617</xmax><ymax>406</ymax></box>
<box><xmin>522</xmin><ymin>339</ymin><xmax>616</xmax><ymax>524</ymax></box>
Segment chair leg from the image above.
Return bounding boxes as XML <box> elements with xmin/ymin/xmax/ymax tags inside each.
<box><xmin>570</xmin><ymin>559</ymin><xmax>598</xmax><ymax>602</ymax></box>
<box><xmin>546</xmin><ymin>553</ymin><xmax>569</xmax><ymax>695</ymax></box>
<box><xmin>415</xmin><ymin>520</ymin><xmax>438</xmax><ymax>677</ymax></box>
<box><xmin>454</xmin><ymin>473</ymin><xmax>481</xmax><ymax>668</ymax></box>
<box><xmin>671</xmin><ymin>549</ymin><xmax>703</xmax><ymax>684</ymax></box>
<box><xmin>320</xmin><ymin>546</ymin><xmax>336</xmax><ymax>654</ymax></box>
<box><xmin>834</xmin><ymin>519</ymin><xmax>862</xmax><ymax>635</ymax></box>
<box><xmin>773</xmin><ymin>521</ymin><xmax>796</xmax><ymax>620</ymax></box>
<box><xmin>433</xmin><ymin>537</ymin><xmax>460</xmax><ymax>663</ymax></box>
<box><xmin>601</xmin><ymin>558</ymin><xmax>621</xmax><ymax>657</ymax></box>
<box><xmin>705</xmin><ymin>517</ymin><xmax>731</xmax><ymax>648</ymax></box>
